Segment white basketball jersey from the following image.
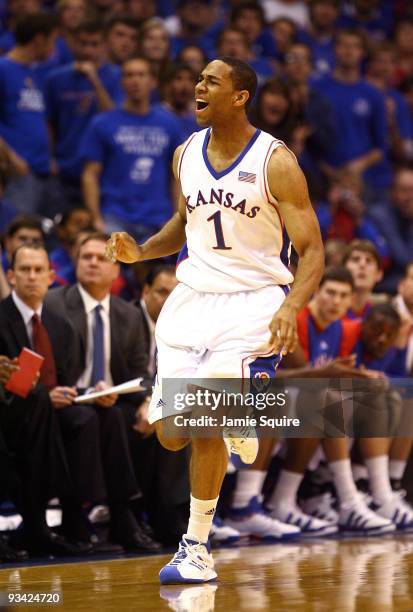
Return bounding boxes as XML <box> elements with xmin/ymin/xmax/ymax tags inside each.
<box><xmin>176</xmin><ymin>127</ymin><xmax>295</xmax><ymax>293</ymax></box>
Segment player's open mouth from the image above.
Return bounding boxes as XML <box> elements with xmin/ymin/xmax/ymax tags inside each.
<box><xmin>196</xmin><ymin>99</ymin><xmax>209</xmax><ymax>112</ymax></box>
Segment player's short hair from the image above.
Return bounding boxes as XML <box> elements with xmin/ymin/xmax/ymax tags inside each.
<box><xmin>364</xmin><ymin>303</ymin><xmax>401</xmax><ymax>327</ymax></box>
<box><xmin>218</xmin><ymin>56</ymin><xmax>258</xmax><ymax>109</ymax></box>
<box><xmin>104</xmin><ymin>13</ymin><xmax>140</xmax><ymax>34</ymax></box>
<box><xmin>319</xmin><ymin>266</ymin><xmax>355</xmax><ymax>290</ymax></box>
<box><xmin>343</xmin><ymin>239</ymin><xmax>382</xmax><ymax>270</ymax></box>
<box><xmin>144</xmin><ymin>264</ymin><xmax>176</xmax><ymax>286</ymax></box>
<box><xmin>11</xmin><ymin>244</ymin><xmax>50</xmax><ymax>270</ymax></box>
<box><xmin>6</xmin><ymin>215</ymin><xmax>45</xmax><ymax>240</ymax></box>
<box><xmin>14</xmin><ymin>12</ymin><xmax>58</xmax><ymax>45</ymax></box>
<box><xmin>75</xmin><ymin>18</ymin><xmax>104</xmax><ymax>36</ymax></box>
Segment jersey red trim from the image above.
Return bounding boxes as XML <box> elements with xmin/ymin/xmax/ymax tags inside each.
<box><xmin>178</xmin><ymin>133</ymin><xmax>197</xmax><ymax>180</ymax></box>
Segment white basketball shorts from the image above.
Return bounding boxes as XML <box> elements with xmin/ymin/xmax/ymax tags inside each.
<box><xmin>148</xmin><ymin>282</ymin><xmax>287</xmax><ymax>424</ymax></box>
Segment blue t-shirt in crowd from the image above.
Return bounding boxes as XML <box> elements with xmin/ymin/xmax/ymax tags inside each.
<box><xmin>369</xmin><ymin>87</ymin><xmax>413</xmax><ymax>190</ymax></box>
<box><xmin>177</xmin><ymin>113</ymin><xmax>199</xmax><ymax>142</ymax></box>
<box><xmin>312</xmin><ymin>75</ymin><xmax>390</xmax><ymax>189</ymax></box>
<box><xmin>249</xmin><ymin>57</ymin><xmax>274</xmax><ymax>87</ymax></box>
<box><xmin>0</xmin><ymin>57</ymin><xmax>49</xmax><ymax>174</ymax></box>
<box><xmin>297</xmin><ymin>29</ymin><xmax>335</xmax><ymax>76</ymax></box>
<box><xmin>45</xmin><ymin>63</ymin><xmax>123</xmax><ymax>180</ymax></box>
<box><xmin>80</xmin><ymin>106</ymin><xmax>182</xmax><ymax>227</ymax></box>
<box><xmin>354</xmin><ymin>341</ymin><xmax>407</xmax><ymax>378</ymax></box>
<box><xmin>49</xmin><ymin>245</ymin><xmax>76</xmax><ymax>285</ymax></box>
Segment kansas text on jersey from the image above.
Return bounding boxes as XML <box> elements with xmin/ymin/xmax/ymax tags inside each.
<box><xmin>176</xmin><ymin>128</ymin><xmax>295</xmax><ymax>293</ymax></box>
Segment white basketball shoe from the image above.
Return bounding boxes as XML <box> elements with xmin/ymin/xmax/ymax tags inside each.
<box><xmin>159</xmin><ymin>535</ymin><xmax>217</xmax><ymax>585</ymax></box>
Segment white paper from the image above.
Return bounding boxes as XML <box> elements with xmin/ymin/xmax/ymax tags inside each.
<box><xmin>74</xmin><ymin>378</ymin><xmax>145</xmax><ymax>403</ymax></box>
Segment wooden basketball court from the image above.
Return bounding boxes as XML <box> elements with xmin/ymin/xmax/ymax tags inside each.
<box><xmin>0</xmin><ymin>537</ymin><xmax>412</xmax><ymax>610</ymax></box>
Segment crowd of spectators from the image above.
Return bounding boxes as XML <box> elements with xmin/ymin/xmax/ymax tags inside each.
<box><xmin>1</xmin><ymin>0</ymin><xmax>413</xmax><ymax>561</ymax></box>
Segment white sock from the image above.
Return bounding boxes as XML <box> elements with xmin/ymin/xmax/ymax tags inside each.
<box><xmin>232</xmin><ymin>470</ymin><xmax>267</xmax><ymax>508</ymax></box>
<box><xmin>365</xmin><ymin>456</ymin><xmax>393</xmax><ymax>505</ymax></box>
<box><xmin>267</xmin><ymin>469</ymin><xmax>303</xmax><ymax>510</ymax></box>
<box><xmin>329</xmin><ymin>459</ymin><xmax>358</xmax><ymax>504</ymax></box>
<box><xmin>186</xmin><ymin>495</ymin><xmax>218</xmax><ymax>543</ymax></box>
<box><xmin>389</xmin><ymin>459</ymin><xmax>407</xmax><ymax>481</ymax></box>
<box><xmin>352</xmin><ymin>463</ymin><xmax>368</xmax><ymax>482</ymax></box>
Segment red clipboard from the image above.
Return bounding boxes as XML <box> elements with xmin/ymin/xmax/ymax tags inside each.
<box><xmin>5</xmin><ymin>348</ymin><xmax>44</xmax><ymax>398</ymax></box>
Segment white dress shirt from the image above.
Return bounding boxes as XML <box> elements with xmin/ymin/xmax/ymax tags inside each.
<box><xmin>76</xmin><ymin>284</ymin><xmax>113</xmax><ymax>388</ymax></box>
<box><xmin>140</xmin><ymin>299</ymin><xmax>156</xmax><ymax>378</ymax></box>
<box><xmin>11</xmin><ymin>290</ymin><xmax>43</xmax><ymax>347</ymax></box>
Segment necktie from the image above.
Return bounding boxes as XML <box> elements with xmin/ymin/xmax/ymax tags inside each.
<box><xmin>91</xmin><ymin>304</ymin><xmax>105</xmax><ymax>386</ymax></box>
<box><xmin>31</xmin><ymin>314</ymin><xmax>57</xmax><ymax>389</ymax></box>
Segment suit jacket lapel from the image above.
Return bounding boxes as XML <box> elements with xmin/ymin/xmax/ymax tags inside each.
<box><xmin>2</xmin><ymin>295</ymin><xmax>31</xmax><ymax>350</ymax></box>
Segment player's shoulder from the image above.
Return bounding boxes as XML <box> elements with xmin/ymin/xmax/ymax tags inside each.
<box><xmin>267</xmin><ymin>139</ymin><xmax>299</xmax><ymax>174</ymax></box>
<box><xmin>174</xmin><ymin>128</ymin><xmax>207</xmax><ymax>159</ymax></box>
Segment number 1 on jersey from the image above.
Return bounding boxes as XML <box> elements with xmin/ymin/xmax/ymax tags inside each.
<box><xmin>207</xmin><ymin>211</ymin><xmax>232</xmax><ymax>250</ymax></box>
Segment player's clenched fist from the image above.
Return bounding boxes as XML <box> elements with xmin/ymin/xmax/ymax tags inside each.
<box><xmin>105</xmin><ymin>232</ymin><xmax>142</xmax><ymax>264</ymax></box>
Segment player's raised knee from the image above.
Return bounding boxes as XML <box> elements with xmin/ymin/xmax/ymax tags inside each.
<box><xmin>155</xmin><ymin>421</ymin><xmax>190</xmax><ymax>451</ymax></box>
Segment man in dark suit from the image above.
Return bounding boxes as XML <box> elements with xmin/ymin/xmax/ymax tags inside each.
<box><xmin>45</xmin><ymin>232</ymin><xmax>160</xmax><ymax>552</ymax></box>
<box><xmin>0</xmin><ymin>245</ymin><xmax>93</xmax><ymax>557</ymax></box>
<box><xmin>132</xmin><ymin>265</ymin><xmax>191</xmax><ymax>545</ymax></box>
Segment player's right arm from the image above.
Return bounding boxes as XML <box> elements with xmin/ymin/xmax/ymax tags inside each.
<box><xmin>106</xmin><ymin>145</ymin><xmax>187</xmax><ymax>264</ymax></box>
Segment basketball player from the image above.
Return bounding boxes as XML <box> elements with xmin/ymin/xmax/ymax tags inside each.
<box><xmin>106</xmin><ymin>57</ymin><xmax>324</xmax><ymax>584</ymax></box>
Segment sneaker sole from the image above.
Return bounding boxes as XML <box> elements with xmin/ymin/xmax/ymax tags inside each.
<box><xmin>159</xmin><ymin>567</ymin><xmax>218</xmax><ymax>585</ymax></box>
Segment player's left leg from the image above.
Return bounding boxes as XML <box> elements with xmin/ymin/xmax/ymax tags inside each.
<box><xmin>159</xmin><ymin>436</ymin><xmax>227</xmax><ymax>585</ymax></box>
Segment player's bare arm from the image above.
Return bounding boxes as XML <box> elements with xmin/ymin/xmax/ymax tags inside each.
<box><xmin>267</xmin><ymin>146</ymin><xmax>324</xmax><ymax>355</ymax></box>
<box><xmin>105</xmin><ymin>145</ymin><xmax>188</xmax><ymax>263</ymax></box>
